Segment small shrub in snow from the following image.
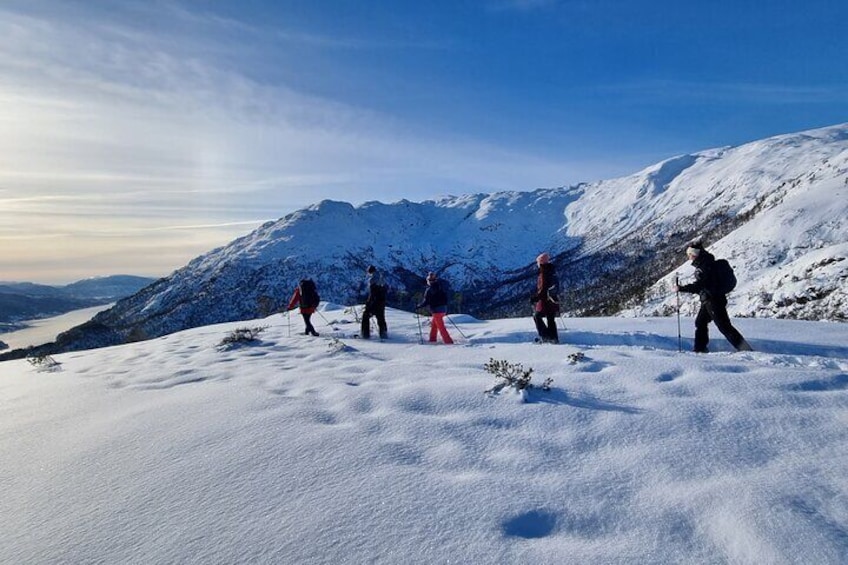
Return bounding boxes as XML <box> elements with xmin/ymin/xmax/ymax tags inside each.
<box><xmin>218</xmin><ymin>326</ymin><xmax>267</xmax><ymax>349</ymax></box>
<box><xmin>327</xmin><ymin>337</ymin><xmax>353</xmax><ymax>354</ymax></box>
<box><xmin>567</xmin><ymin>351</ymin><xmax>586</xmax><ymax>364</ymax></box>
<box><xmin>483</xmin><ymin>358</ymin><xmax>552</xmax><ymax>395</ymax></box>
<box><xmin>343</xmin><ymin>306</ymin><xmax>360</xmax><ymax>321</ymax></box>
<box><xmin>27</xmin><ymin>354</ymin><xmax>62</xmax><ymax>372</ymax></box>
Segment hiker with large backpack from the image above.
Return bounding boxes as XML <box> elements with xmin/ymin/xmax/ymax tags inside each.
<box><xmin>361</xmin><ymin>265</ymin><xmax>388</xmax><ymax>339</ymax></box>
<box><xmin>531</xmin><ymin>252</ymin><xmax>560</xmax><ymax>344</ymax></box>
<box><xmin>287</xmin><ymin>278</ymin><xmax>321</xmax><ymax>337</ymax></box>
<box><xmin>675</xmin><ymin>241</ymin><xmax>752</xmax><ymax>353</ymax></box>
<box><xmin>416</xmin><ymin>272</ymin><xmax>454</xmax><ymax>344</ymax></box>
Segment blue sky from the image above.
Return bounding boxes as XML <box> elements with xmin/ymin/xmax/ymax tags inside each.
<box><xmin>1</xmin><ymin>0</ymin><xmax>846</xmax><ymax>283</ymax></box>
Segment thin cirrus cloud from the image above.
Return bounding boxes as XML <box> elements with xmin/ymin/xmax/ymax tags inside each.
<box><xmin>594</xmin><ymin>79</ymin><xmax>848</xmax><ymax>106</ymax></box>
<box><xmin>0</xmin><ymin>4</ymin><xmax>585</xmax><ymax>283</ymax></box>
<box><xmin>0</xmin><ymin>5</ymin><xmax>575</xmax><ymax>192</ymax></box>
<box><xmin>488</xmin><ymin>0</ymin><xmax>562</xmax><ymax>11</ymax></box>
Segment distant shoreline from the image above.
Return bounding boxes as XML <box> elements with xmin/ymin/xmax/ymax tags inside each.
<box><xmin>0</xmin><ymin>304</ymin><xmax>113</xmax><ymax>351</ymax></box>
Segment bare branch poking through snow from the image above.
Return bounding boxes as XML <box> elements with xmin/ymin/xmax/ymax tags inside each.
<box><xmin>483</xmin><ymin>358</ymin><xmax>551</xmax><ymax>396</ymax></box>
<box><xmin>26</xmin><ymin>354</ymin><xmax>62</xmax><ymax>372</ymax></box>
<box><xmin>218</xmin><ymin>326</ymin><xmax>268</xmax><ymax>349</ymax></box>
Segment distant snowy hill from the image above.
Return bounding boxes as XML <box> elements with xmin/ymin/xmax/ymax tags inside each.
<box><xmin>4</xmin><ymin>123</ymin><xmax>846</xmax><ymax>358</ymax></box>
<box><xmin>60</xmin><ymin>275</ymin><xmax>157</xmax><ymax>300</ymax></box>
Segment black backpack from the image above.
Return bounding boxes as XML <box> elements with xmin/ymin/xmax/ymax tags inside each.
<box><xmin>428</xmin><ymin>280</ymin><xmax>449</xmax><ymax>308</ymax></box>
<box><xmin>299</xmin><ymin>278</ymin><xmax>320</xmax><ymax>308</ymax></box>
<box><xmin>547</xmin><ymin>270</ymin><xmax>560</xmax><ymax>303</ymax></box>
<box><xmin>711</xmin><ymin>259</ymin><xmax>737</xmax><ymax>294</ymax></box>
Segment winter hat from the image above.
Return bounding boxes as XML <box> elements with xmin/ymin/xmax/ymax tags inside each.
<box><xmin>686</xmin><ymin>241</ymin><xmax>704</xmax><ymax>258</ymax></box>
<box><xmin>536</xmin><ymin>252</ymin><xmax>550</xmax><ymax>265</ymax></box>
<box><xmin>367</xmin><ymin>265</ymin><xmax>376</xmax><ymax>274</ymax></box>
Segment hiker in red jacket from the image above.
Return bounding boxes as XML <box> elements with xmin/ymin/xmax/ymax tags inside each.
<box><xmin>287</xmin><ymin>278</ymin><xmax>320</xmax><ymax>337</ymax></box>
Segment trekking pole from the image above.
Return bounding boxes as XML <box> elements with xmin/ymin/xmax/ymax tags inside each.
<box><xmin>675</xmin><ymin>273</ymin><xmax>682</xmax><ymax>352</ymax></box>
<box><xmin>286</xmin><ymin>310</ymin><xmax>291</xmax><ymax>337</ymax></box>
<box><xmin>446</xmin><ymin>315</ymin><xmax>468</xmax><ymax>339</ymax></box>
<box><xmin>316</xmin><ymin>309</ymin><xmax>337</xmax><ymax>331</ymax></box>
<box><xmin>415</xmin><ymin>309</ymin><xmax>424</xmax><ymax>344</ymax></box>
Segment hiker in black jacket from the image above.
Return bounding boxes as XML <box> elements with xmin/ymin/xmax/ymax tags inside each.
<box><xmin>676</xmin><ymin>242</ymin><xmax>752</xmax><ymax>353</ymax></box>
<box><xmin>531</xmin><ymin>252</ymin><xmax>560</xmax><ymax>344</ymax></box>
<box><xmin>361</xmin><ymin>265</ymin><xmax>388</xmax><ymax>339</ymax></box>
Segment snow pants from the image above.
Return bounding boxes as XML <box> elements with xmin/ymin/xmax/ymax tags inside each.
<box><xmin>429</xmin><ymin>312</ymin><xmax>454</xmax><ymax>344</ymax></box>
<box><xmin>694</xmin><ymin>296</ymin><xmax>748</xmax><ymax>352</ymax></box>
<box><xmin>533</xmin><ymin>312</ymin><xmax>559</xmax><ymax>343</ymax></box>
<box><xmin>361</xmin><ymin>306</ymin><xmax>387</xmax><ymax>339</ymax></box>
<box><xmin>301</xmin><ymin>312</ymin><xmax>318</xmax><ymax>336</ymax></box>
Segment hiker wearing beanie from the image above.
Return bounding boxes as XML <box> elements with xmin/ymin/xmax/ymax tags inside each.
<box><xmin>531</xmin><ymin>252</ymin><xmax>560</xmax><ymax>344</ymax></box>
<box><xmin>361</xmin><ymin>265</ymin><xmax>388</xmax><ymax>339</ymax></box>
<box><xmin>416</xmin><ymin>272</ymin><xmax>454</xmax><ymax>344</ymax></box>
<box><xmin>676</xmin><ymin>241</ymin><xmax>752</xmax><ymax>353</ymax></box>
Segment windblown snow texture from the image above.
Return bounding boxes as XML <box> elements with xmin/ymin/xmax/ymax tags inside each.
<box><xmin>2</xmin><ymin>307</ymin><xmax>847</xmax><ymax>563</ymax></box>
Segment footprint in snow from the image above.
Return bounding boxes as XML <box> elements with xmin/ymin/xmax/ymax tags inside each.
<box><xmin>502</xmin><ymin>510</ymin><xmax>558</xmax><ymax>539</ymax></box>
<box><xmin>786</xmin><ymin>373</ymin><xmax>848</xmax><ymax>392</ymax></box>
<box><xmin>656</xmin><ymin>369</ymin><xmax>684</xmax><ymax>383</ymax></box>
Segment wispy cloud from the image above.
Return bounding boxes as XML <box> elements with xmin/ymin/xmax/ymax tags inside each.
<box><xmin>157</xmin><ymin>1</ymin><xmax>452</xmax><ymax>51</ymax></box>
<box><xmin>488</xmin><ymin>0</ymin><xmax>562</xmax><ymax>12</ymax></box>
<box><xmin>0</xmin><ymin>3</ymin><xmax>584</xmax><ymax>282</ymax></box>
<box><xmin>595</xmin><ymin>79</ymin><xmax>848</xmax><ymax>105</ymax></box>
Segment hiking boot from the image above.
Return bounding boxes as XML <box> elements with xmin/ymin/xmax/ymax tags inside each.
<box><xmin>736</xmin><ymin>339</ymin><xmax>753</xmax><ymax>352</ymax></box>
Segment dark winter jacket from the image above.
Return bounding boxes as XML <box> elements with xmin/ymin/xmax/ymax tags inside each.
<box><xmin>532</xmin><ymin>263</ymin><xmax>560</xmax><ymax>315</ymax></box>
<box><xmin>679</xmin><ymin>250</ymin><xmax>723</xmax><ymax>302</ymax></box>
<box><xmin>365</xmin><ymin>272</ymin><xmax>388</xmax><ymax>310</ymax></box>
<box><xmin>418</xmin><ymin>280</ymin><xmax>449</xmax><ymax>314</ymax></box>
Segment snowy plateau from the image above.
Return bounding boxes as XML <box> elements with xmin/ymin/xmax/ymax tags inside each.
<box><xmin>6</xmin><ymin>122</ymin><xmax>844</xmax><ymax>359</ymax></box>
<box><xmin>2</xmin><ymin>308</ymin><xmax>847</xmax><ymax>563</ymax></box>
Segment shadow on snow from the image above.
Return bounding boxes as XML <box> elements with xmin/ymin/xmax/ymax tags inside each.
<box><xmin>526</xmin><ymin>387</ymin><xmax>644</xmax><ymax>414</ymax></box>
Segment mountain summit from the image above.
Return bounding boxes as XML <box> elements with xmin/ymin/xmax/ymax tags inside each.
<box><xmin>6</xmin><ymin>123</ymin><xmax>847</xmax><ymax>357</ymax></box>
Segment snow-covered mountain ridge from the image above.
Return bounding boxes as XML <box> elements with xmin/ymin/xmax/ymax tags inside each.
<box><xmin>4</xmin><ymin>123</ymin><xmax>845</xmax><ymax>358</ymax></box>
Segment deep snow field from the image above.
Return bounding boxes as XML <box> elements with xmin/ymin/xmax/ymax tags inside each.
<box><xmin>2</xmin><ymin>306</ymin><xmax>847</xmax><ymax>564</ymax></box>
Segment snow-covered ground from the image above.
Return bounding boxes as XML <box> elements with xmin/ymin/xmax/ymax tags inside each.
<box><xmin>0</xmin><ymin>304</ymin><xmax>113</xmax><ymax>350</ymax></box>
<box><xmin>2</xmin><ymin>306</ymin><xmax>847</xmax><ymax>564</ymax></box>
